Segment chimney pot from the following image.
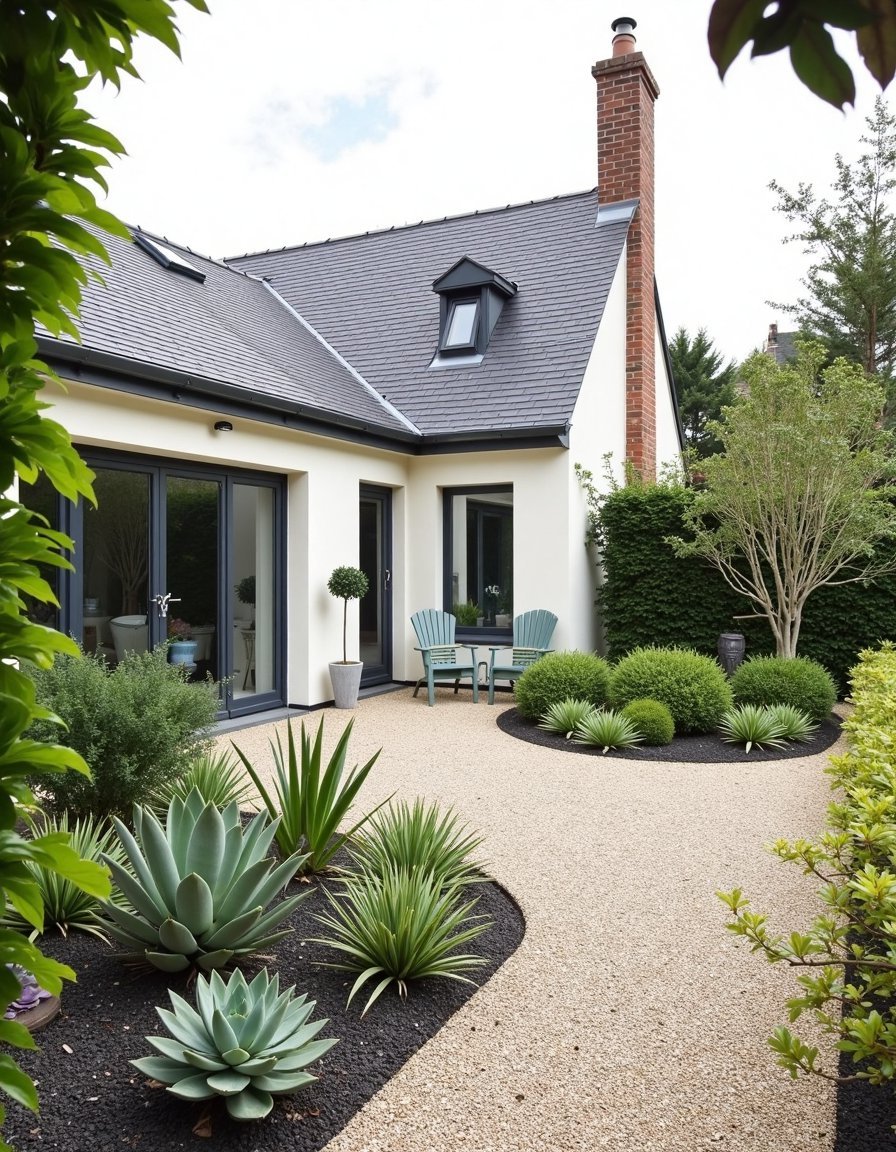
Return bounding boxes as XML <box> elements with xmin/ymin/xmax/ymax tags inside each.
<box><xmin>611</xmin><ymin>15</ymin><xmax>637</xmax><ymax>56</ymax></box>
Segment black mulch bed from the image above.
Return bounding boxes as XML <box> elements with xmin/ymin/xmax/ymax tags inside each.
<box><xmin>836</xmin><ymin>1073</ymin><xmax>896</xmax><ymax>1150</ymax></box>
<box><xmin>4</xmin><ymin>863</ymin><xmax>524</xmax><ymax>1152</ymax></box>
<box><xmin>497</xmin><ymin>706</ymin><xmax>843</xmax><ymax>762</ymax></box>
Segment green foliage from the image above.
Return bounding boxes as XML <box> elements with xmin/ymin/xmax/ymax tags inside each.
<box><xmin>327</xmin><ymin>566</ymin><xmax>369</xmax><ymax>664</ymax></box>
<box><xmin>619</xmin><ymin>698</ymin><xmax>675</xmax><ymax>746</ymax></box>
<box><xmin>27</xmin><ymin>647</ymin><xmax>219</xmax><ymax>819</ymax></box>
<box><xmin>590</xmin><ymin>476</ymin><xmax>896</xmax><ymax>692</ymax></box>
<box><xmin>766</xmin><ymin>704</ymin><xmax>818</xmax><ymax>743</ymax></box>
<box><xmin>514</xmin><ymin>651</ymin><xmax>611</xmax><ymax>722</ymax></box>
<box><xmin>708</xmin><ymin>0</ymin><xmax>893</xmax><ymax>109</ymax></box>
<box><xmin>538</xmin><ymin>698</ymin><xmax>598</xmax><ymax>740</ymax></box>
<box><xmin>310</xmin><ymin>867</ymin><xmax>491</xmax><ymax>1016</ymax></box>
<box><xmin>100</xmin><ymin>789</ymin><xmax>311</xmax><ymax>972</ymax></box>
<box><xmin>718</xmin><ymin>705</ymin><xmax>788</xmax><ymax>754</ymax></box>
<box><xmin>769</xmin><ymin>99</ymin><xmax>896</xmax><ymax>417</ymax></box>
<box><xmin>730</xmin><ymin>656</ymin><xmax>837</xmax><ymax>722</ymax></box>
<box><xmin>233</xmin><ymin>719</ymin><xmax>384</xmax><ymax>875</ymax></box>
<box><xmin>0</xmin><ymin>0</ymin><xmax>209</xmax><ymax>1136</ymax></box>
<box><xmin>149</xmin><ymin>749</ymin><xmax>253</xmax><ymax>816</ymax></box>
<box><xmin>1</xmin><ymin>812</ymin><xmax>125</xmax><ymax>941</ymax></box>
<box><xmin>671</xmin><ymin>346</ymin><xmax>896</xmax><ymax>659</ymax></box>
<box><xmin>668</xmin><ymin>326</ymin><xmax>737</xmax><ymax>457</ymax></box>
<box><xmin>132</xmin><ymin>968</ymin><xmax>337</xmax><ymax>1121</ymax></box>
<box><xmin>234</xmin><ymin>575</ymin><xmax>256</xmax><ymax>607</ymax></box>
<box><xmin>452</xmin><ymin>601</ymin><xmax>480</xmax><ymax>626</ymax></box>
<box><xmin>348</xmin><ymin>799</ymin><xmax>486</xmax><ymax>890</ymax></box>
<box><xmin>572</xmin><ymin>709</ymin><xmax>643</xmax><ymax>754</ymax></box>
<box><xmin>609</xmin><ymin>646</ymin><xmax>733</xmax><ymax>734</ymax></box>
<box><xmin>719</xmin><ymin>642</ymin><xmax>896</xmax><ymax>1092</ymax></box>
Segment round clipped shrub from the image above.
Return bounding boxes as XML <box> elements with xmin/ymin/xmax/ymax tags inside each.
<box><xmin>609</xmin><ymin>646</ymin><xmax>732</xmax><ymax>734</ymax></box>
<box><xmin>514</xmin><ymin>651</ymin><xmax>611</xmax><ymax>722</ymax></box>
<box><xmin>620</xmin><ymin>698</ymin><xmax>675</xmax><ymax>746</ymax></box>
<box><xmin>730</xmin><ymin>655</ymin><xmax>836</xmax><ymax>721</ymax></box>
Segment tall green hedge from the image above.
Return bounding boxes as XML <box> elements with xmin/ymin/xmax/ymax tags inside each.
<box><xmin>597</xmin><ymin>484</ymin><xmax>896</xmax><ymax>692</ymax></box>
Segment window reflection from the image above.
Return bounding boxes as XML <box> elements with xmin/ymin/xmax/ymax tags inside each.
<box><xmin>447</xmin><ymin>488</ymin><xmax>513</xmax><ymax>628</ymax></box>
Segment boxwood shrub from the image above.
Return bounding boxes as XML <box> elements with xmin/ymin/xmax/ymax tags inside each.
<box><xmin>730</xmin><ymin>655</ymin><xmax>836</xmax><ymax>721</ymax></box>
<box><xmin>514</xmin><ymin>651</ymin><xmax>611</xmax><ymax>722</ymax></box>
<box><xmin>620</xmin><ymin>698</ymin><xmax>675</xmax><ymax>746</ymax></box>
<box><xmin>609</xmin><ymin>646</ymin><xmax>732</xmax><ymax>734</ymax></box>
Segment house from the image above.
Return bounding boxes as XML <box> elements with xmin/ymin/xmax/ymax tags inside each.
<box><xmin>763</xmin><ymin>322</ymin><xmax>798</xmax><ymax>364</ymax></box>
<box><xmin>30</xmin><ymin>17</ymin><xmax>683</xmax><ymax>717</ymax></box>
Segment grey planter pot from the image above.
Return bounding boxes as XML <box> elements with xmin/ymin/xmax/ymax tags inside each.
<box><xmin>329</xmin><ymin>661</ymin><xmax>363</xmax><ymax>709</ymax></box>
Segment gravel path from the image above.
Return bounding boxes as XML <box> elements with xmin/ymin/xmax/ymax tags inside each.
<box><xmin>222</xmin><ymin>688</ymin><xmax>843</xmax><ymax>1152</ymax></box>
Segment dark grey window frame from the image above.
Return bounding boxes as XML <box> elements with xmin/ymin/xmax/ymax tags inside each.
<box><xmin>440</xmin><ymin>296</ymin><xmax>480</xmax><ymax>355</ymax></box>
<box><xmin>442</xmin><ymin>483</ymin><xmax>513</xmax><ymax>642</ymax></box>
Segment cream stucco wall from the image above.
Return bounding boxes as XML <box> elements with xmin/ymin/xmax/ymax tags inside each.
<box><xmin>656</xmin><ymin>319</ymin><xmax>684</xmax><ymax>474</ymax></box>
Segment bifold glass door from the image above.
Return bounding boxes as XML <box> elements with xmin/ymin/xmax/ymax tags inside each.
<box><xmin>359</xmin><ymin>486</ymin><xmax>392</xmax><ymax>686</ymax></box>
<box><xmin>27</xmin><ymin>455</ymin><xmax>284</xmax><ymax>719</ymax></box>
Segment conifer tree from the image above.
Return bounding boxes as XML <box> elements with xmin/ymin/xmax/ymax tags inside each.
<box><xmin>669</xmin><ymin>327</ymin><xmax>737</xmax><ymax>458</ymax></box>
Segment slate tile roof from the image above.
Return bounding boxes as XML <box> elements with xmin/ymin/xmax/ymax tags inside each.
<box><xmin>39</xmin><ymin>224</ymin><xmax>415</xmax><ymax>437</ymax></box>
<box><xmin>228</xmin><ymin>190</ymin><xmax>629</xmax><ymax>439</ymax></box>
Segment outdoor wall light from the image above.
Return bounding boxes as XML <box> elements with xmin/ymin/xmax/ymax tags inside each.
<box><xmin>213</xmin><ymin>420</ymin><xmax>233</xmax><ymax>432</ymax></box>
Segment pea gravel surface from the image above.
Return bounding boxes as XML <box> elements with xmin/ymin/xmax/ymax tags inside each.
<box><xmin>219</xmin><ymin>690</ymin><xmax>868</xmax><ymax>1152</ymax></box>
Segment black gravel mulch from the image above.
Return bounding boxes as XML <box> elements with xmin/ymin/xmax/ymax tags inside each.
<box><xmin>4</xmin><ymin>866</ymin><xmax>524</xmax><ymax>1152</ymax></box>
<box><xmin>497</xmin><ymin>706</ymin><xmax>843</xmax><ymax>762</ymax></box>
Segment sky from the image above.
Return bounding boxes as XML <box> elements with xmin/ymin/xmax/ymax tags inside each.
<box><xmin>83</xmin><ymin>0</ymin><xmax>889</xmax><ymax>365</ymax></box>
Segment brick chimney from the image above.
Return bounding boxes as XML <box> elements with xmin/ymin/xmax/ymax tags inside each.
<box><xmin>592</xmin><ymin>17</ymin><xmax>660</xmax><ymax>478</ymax></box>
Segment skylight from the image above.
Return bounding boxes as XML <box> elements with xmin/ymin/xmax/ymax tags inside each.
<box><xmin>134</xmin><ymin>232</ymin><xmax>206</xmax><ymax>283</ymax></box>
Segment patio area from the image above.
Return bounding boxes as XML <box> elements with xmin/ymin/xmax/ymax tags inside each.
<box><xmin>221</xmin><ymin>688</ymin><xmax>843</xmax><ymax>1152</ymax></box>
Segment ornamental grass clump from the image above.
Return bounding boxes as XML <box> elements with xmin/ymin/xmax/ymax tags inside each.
<box><xmin>609</xmin><ymin>646</ymin><xmax>732</xmax><ymax>734</ymax></box>
<box><xmin>730</xmin><ymin>655</ymin><xmax>836</xmax><ymax>721</ymax></box>
<box><xmin>718</xmin><ymin>705</ymin><xmax>787</xmax><ymax>754</ymax></box>
<box><xmin>538</xmin><ymin>698</ymin><xmax>597</xmax><ymax>739</ymax></box>
<box><xmin>348</xmin><ymin>798</ymin><xmax>485</xmax><ymax>891</ymax></box>
<box><xmin>1</xmin><ymin>812</ymin><xmax>126</xmax><ymax>941</ymax></box>
<box><xmin>514</xmin><ymin>651</ymin><xmax>611</xmax><ymax>721</ymax></box>
<box><xmin>310</xmin><ymin>867</ymin><xmax>492</xmax><ymax>1016</ymax></box>
<box><xmin>573</xmin><ymin>709</ymin><xmax>643</xmax><ymax>754</ymax></box>
<box><xmin>133</xmin><ymin>968</ymin><xmax>337</xmax><ymax>1121</ymax></box>
<box><xmin>149</xmin><ymin>749</ymin><xmax>254</xmax><ymax>817</ymax></box>
<box><xmin>233</xmin><ymin>718</ymin><xmax>385</xmax><ymax>875</ymax></box>
<box><xmin>100</xmin><ymin>789</ymin><xmax>311</xmax><ymax>972</ymax></box>
<box><xmin>766</xmin><ymin>703</ymin><xmax>818</xmax><ymax>742</ymax></box>
<box><xmin>619</xmin><ymin>698</ymin><xmax>675</xmax><ymax>746</ymax></box>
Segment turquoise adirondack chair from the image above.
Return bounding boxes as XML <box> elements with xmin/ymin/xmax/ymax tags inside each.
<box><xmin>411</xmin><ymin>610</ymin><xmax>479</xmax><ymax>706</ymax></box>
<box><xmin>488</xmin><ymin>609</ymin><xmax>558</xmax><ymax>704</ymax></box>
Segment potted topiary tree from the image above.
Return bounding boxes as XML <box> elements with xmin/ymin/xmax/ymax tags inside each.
<box><xmin>327</xmin><ymin>565</ymin><xmax>369</xmax><ymax>708</ymax></box>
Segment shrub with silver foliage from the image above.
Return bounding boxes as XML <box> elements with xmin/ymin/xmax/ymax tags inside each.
<box><xmin>132</xmin><ymin>968</ymin><xmax>337</xmax><ymax>1121</ymax></box>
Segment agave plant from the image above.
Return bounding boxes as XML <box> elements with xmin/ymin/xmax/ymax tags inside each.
<box><xmin>538</xmin><ymin>698</ymin><xmax>597</xmax><ymax>739</ymax></box>
<box><xmin>348</xmin><ymin>798</ymin><xmax>486</xmax><ymax>890</ymax></box>
<box><xmin>573</xmin><ymin>709</ymin><xmax>643</xmax><ymax>753</ymax></box>
<box><xmin>233</xmin><ymin>718</ymin><xmax>387</xmax><ymax>874</ymax></box>
<box><xmin>1</xmin><ymin>811</ymin><xmax>126</xmax><ymax>941</ymax></box>
<box><xmin>100</xmin><ymin>789</ymin><xmax>311</xmax><ymax>972</ymax></box>
<box><xmin>718</xmin><ymin>704</ymin><xmax>787</xmax><ymax>754</ymax></box>
<box><xmin>149</xmin><ymin>749</ymin><xmax>254</xmax><ymax>817</ymax></box>
<box><xmin>132</xmin><ymin>968</ymin><xmax>337</xmax><ymax>1121</ymax></box>
<box><xmin>309</xmin><ymin>866</ymin><xmax>491</xmax><ymax>1015</ymax></box>
<box><xmin>766</xmin><ymin>703</ymin><xmax>818</xmax><ymax>742</ymax></box>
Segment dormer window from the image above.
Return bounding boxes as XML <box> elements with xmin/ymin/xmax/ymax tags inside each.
<box><xmin>432</xmin><ymin>257</ymin><xmax>517</xmax><ymax>364</ymax></box>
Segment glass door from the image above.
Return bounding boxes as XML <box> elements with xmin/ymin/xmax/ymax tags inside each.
<box><xmin>359</xmin><ymin>486</ymin><xmax>392</xmax><ymax>686</ymax></box>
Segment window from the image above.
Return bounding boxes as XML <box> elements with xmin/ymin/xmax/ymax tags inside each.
<box><xmin>443</xmin><ymin>299</ymin><xmax>479</xmax><ymax>351</ymax></box>
<box><xmin>444</xmin><ymin>486</ymin><xmax>513</xmax><ymax>632</ymax></box>
<box><xmin>134</xmin><ymin>231</ymin><xmax>206</xmax><ymax>283</ymax></box>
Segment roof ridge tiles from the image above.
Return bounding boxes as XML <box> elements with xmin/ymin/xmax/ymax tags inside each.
<box><xmin>224</xmin><ymin>187</ymin><xmax>598</xmax><ymax>262</ymax></box>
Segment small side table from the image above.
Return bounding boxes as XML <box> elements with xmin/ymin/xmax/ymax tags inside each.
<box><xmin>240</xmin><ymin>629</ymin><xmax>256</xmax><ymax>690</ymax></box>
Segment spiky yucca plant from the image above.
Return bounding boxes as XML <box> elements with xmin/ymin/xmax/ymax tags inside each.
<box><xmin>573</xmin><ymin>709</ymin><xmax>643</xmax><ymax>753</ymax></box>
<box><xmin>310</xmin><ymin>866</ymin><xmax>491</xmax><ymax>1015</ymax></box>
<box><xmin>766</xmin><ymin>703</ymin><xmax>818</xmax><ymax>742</ymax></box>
<box><xmin>100</xmin><ymin>789</ymin><xmax>310</xmax><ymax>972</ymax></box>
<box><xmin>538</xmin><ymin>698</ymin><xmax>597</xmax><ymax>739</ymax></box>
<box><xmin>149</xmin><ymin>750</ymin><xmax>253</xmax><ymax>817</ymax></box>
<box><xmin>718</xmin><ymin>705</ymin><xmax>787</xmax><ymax>754</ymax></box>
<box><xmin>348</xmin><ymin>798</ymin><xmax>485</xmax><ymax>890</ymax></box>
<box><xmin>2</xmin><ymin>812</ymin><xmax>126</xmax><ymax>940</ymax></box>
<box><xmin>132</xmin><ymin>968</ymin><xmax>337</xmax><ymax>1121</ymax></box>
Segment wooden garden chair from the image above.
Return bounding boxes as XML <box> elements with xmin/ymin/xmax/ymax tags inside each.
<box><xmin>487</xmin><ymin>609</ymin><xmax>558</xmax><ymax>704</ymax></box>
<box><xmin>411</xmin><ymin>609</ymin><xmax>479</xmax><ymax>706</ymax></box>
